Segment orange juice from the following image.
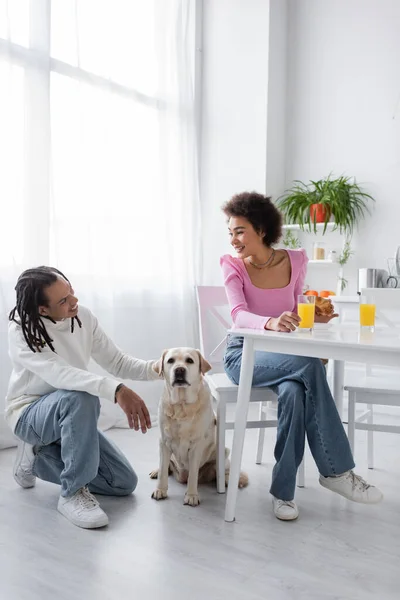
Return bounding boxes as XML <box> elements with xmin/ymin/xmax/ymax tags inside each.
<box><xmin>298</xmin><ymin>303</ymin><xmax>315</xmax><ymax>329</ymax></box>
<box><xmin>360</xmin><ymin>303</ymin><xmax>376</xmax><ymax>327</ymax></box>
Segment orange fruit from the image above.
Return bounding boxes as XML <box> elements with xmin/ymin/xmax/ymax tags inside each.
<box><xmin>305</xmin><ymin>290</ymin><xmax>318</xmax><ymax>296</ymax></box>
<box><xmin>319</xmin><ymin>290</ymin><xmax>335</xmax><ymax>298</ymax></box>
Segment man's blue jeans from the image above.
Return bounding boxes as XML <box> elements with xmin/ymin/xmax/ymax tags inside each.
<box><xmin>14</xmin><ymin>390</ymin><xmax>137</xmax><ymax>497</ymax></box>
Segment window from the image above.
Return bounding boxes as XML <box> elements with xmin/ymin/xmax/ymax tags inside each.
<box><xmin>0</xmin><ymin>0</ymin><xmax>199</xmax><ymax>288</ymax></box>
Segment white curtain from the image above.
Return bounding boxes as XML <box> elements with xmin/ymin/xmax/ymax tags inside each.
<box><xmin>0</xmin><ymin>0</ymin><xmax>201</xmax><ymax>448</ymax></box>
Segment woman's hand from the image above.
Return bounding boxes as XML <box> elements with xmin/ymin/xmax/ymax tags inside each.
<box><xmin>314</xmin><ymin>297</ymin><xmax>338</xmax><ymax>323</ymax></box>
<box><xmin>315</xmin><ymin>312</ymin><xmax>339</xmax><ymax>323</ymax></box>
<box><xmin>265</xmin><ymin>312</ymin><xmax>301</xmax><ymax>333</ymax></box>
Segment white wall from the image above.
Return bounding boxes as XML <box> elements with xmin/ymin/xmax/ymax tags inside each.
<box><xmin>200</xmin><ymin>0</ymin><xmax>400</xmax><ymax>293</ymax></box>
<box><xmin>200</xmin><ymin>0</ymin><xmax>271</xmax><ymax>283</ymax></box>
<box><xmin>286</xmin><ymin>0</ymin><xmax>400</xmax><ymax>293</ymax></box>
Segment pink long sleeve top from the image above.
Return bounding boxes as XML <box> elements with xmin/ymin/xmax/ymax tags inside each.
<box><xmin>220</xmin><ymin>249</ymin><xmax>308</xmax><ymax>330</ymax></box>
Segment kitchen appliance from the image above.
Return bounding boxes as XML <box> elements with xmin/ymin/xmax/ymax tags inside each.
<box><xmin>386</xmin><ymin>256</ymin><xmax>400</xmax><ymax>288</ymax></box>
<box><xmin>386</xmin><ymin>275</ymin><xmax>400</xmax><ymax>288</ymax></box>
<box><xmin>357</xmin><ymin>268</ymin><xmax>388</xmax><ymax>292</ymax></box>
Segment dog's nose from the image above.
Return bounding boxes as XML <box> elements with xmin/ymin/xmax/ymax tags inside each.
<box><xmin>174</xmin><ymin>367</ymin><xmax>186</xmax><ymax>378</ymax></box>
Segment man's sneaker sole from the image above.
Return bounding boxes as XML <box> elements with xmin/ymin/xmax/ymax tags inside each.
<box><xmin>13</xmin><ymin>472</ymin><xmax>36</xmax><ymax>489</ymax></box>
<box><xmin>57</xmin><ymin>500</ymin><xmax>109</xmax><ymax>529</ymax></box>
<box><xmin>13</xmin><ymin>442</ymin><xmax>36</xmax><ymax>488</ymax></box>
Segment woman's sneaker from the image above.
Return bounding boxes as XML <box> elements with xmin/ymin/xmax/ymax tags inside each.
<box><xmin>272</xmin><ymin>497</ymin><xmax>299</xmax><ymax>521</ymax></box>
<box><xmin>13</xmin><ymin>442</ymin><xmax>36</xmax><ymax>488</ymax></box>
<box><xmin>58</xmin><ymin>487</ymin><xmax>109</xmax><ymax>529</ymax></box>
<box><xmin>319</xmin><ymin>470</ymin><xmax>383</xmax><ymax>504</ymax></box>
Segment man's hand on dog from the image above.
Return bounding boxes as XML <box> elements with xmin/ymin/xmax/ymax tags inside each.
<box><xmin>115</xmin><ymin>385</ymin><xmax>152</xmax><ymax>433</ymax></box>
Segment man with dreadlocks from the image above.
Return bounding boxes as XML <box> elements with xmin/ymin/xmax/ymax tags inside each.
<box><xmin>6</xmin><ymin>266</ymin><xmax>160</xmax><ymax>529</ymax></box>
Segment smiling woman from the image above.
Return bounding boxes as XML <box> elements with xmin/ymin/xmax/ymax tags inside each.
<box><xmin>219</xmin><ymin>190</ymin><xmax>382</xmax><ymax>521</ymax></box>
<box><xmin>224</xmin><ymin>191</ymin><xmax>282</xmax><ymax>249</ymax></box>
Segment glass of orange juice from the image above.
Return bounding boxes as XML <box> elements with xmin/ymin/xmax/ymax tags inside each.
<box><xmin>298</xmin><ymin>295</ymin><xmax>316</xmax><ymax>332</ymax></box>
<box><xmin>359</xmin><ymin>294</ymin><xmax>376</xmax><ymax>331</ymax></box>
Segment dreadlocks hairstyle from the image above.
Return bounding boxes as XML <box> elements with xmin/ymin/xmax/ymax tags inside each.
<box><xmin>9</xmin><ymin>266</ymin><xmax>82</xmax><ymax>353</ymax></box>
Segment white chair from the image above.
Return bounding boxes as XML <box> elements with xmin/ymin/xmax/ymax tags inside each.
<box><xmin>345</xmin><ymin>288</ymin><xmax>400</xmax><ymax>468</ymax></box>
<box><xmin>196</xmin><ymin>285</ymin><xmax>305</xmax><ymax>493</ymax></box>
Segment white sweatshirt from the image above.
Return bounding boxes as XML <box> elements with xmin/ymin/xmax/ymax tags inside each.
<box><xmin>5</xmin><ymin>305</ymin><xmax>159</xmax><ymax>432</ymax></box>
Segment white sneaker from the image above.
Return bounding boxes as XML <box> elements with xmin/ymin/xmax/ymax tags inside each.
<box><xmin>57</xmin><ymin>487</ymin><xmax>109</xmax><ymax>529</ymax></box>
<box><xmin>319</xmin><ymin>470</ymin><xmax>383</xmax><ymax>504</ymax></box>
<box><xmin>13</xmin><ymin>442</ymin><xmax>36</xmax><ymax>489</ymax></box>
<box><xmin>272</xmin><ymin>496</ymin><xmax>299</xmax><ymax>521</ymax></box>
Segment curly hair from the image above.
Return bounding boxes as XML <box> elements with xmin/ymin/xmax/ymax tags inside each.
<box><xmin>222</xmin><ymin>191</ymin><xmax>283</xmax><ymax>247</ymax></box>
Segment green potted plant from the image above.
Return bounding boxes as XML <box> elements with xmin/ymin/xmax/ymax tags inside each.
<box><xmin>337</xmin><ymin>238</ymin><xmax>354</xmax><ymax>293</ymax></box>
<box><xmin>282</xmin><ymin>229</ymin><xmax>301</xmax><ymax>249</ymax></box>
<box><xmin>277</xmin><ymin>175</ymin><xmax>374</xmax><ymax>235</ymax></box>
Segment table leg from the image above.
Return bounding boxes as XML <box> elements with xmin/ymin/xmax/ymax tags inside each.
<box><xmin>333</xmin><ymin>360</ymin><xmax>345</xmax><ymax>418</ymax></box>
<box><xmin>224</xmin><ymin>337</ymin><xmax>254</xmax><ymax>522</ymax></box>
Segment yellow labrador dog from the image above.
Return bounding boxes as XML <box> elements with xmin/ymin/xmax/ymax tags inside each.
<box><xmin>150</xmin><ymin>347</ymin><xmax>248</xmax><ymax>506</ymax></box>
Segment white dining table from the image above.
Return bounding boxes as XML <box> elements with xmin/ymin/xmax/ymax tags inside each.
<box><xmin>224</xmin><ymin>323</ymin><xmax>400</xmax><ymax>522</ymax></box>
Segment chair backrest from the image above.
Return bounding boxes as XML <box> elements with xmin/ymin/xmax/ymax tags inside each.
<box><xmin>196</xmin><ymin>286</ymin><xmax>232</xmax><ymax>370</ymax></box>
<box><xmin>361</xmin><ymin>288</ymin><xmax>400</xmax><ymax>329</ymax></box>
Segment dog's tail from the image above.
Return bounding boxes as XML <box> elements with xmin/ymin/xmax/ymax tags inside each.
<box><xmin>238</xmin><ymin>471</ymin><xmax>249</xmax><ymax>488</ymax></box>
<box><xmin>224</xmin><ymin>469</ymin><xmax>249</xmax><ymax>489</ymax></box>
<box><xmin>224</xmin><ymin>450</ymin><xmax>249</xmax><ymax>489</ymax></box>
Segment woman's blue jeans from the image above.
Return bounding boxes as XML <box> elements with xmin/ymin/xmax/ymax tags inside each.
<box><xmin>224</xmin><ymin>335</ymin><xmax>355</xmax><ymax>501</ymax></box>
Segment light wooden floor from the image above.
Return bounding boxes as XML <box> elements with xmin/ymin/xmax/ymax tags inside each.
<box><xmin>1</xmin><ymin>410</ymin><xmax>399</xmax><ymax>600</ymax></box>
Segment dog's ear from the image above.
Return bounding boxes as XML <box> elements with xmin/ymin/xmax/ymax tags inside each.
<box><xmin>196</xmin><ymin>350</ymin><xmax>212</xmax><ymax>374</ymax></box>
<box><xmin>152</xmin><ymin>350</ymin><xmax>167</xmax><ymax>377</ymax></box>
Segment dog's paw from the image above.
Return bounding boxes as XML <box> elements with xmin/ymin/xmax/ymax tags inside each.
<box><xmin>151</xmin><ymin>488</ymin><xmax>168</xmax><ymax>500</ymax></box>
<box><xmin>184</xmin><ymin>493</ymin><xmax>200</xmax><ymax>507</ymax></box>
